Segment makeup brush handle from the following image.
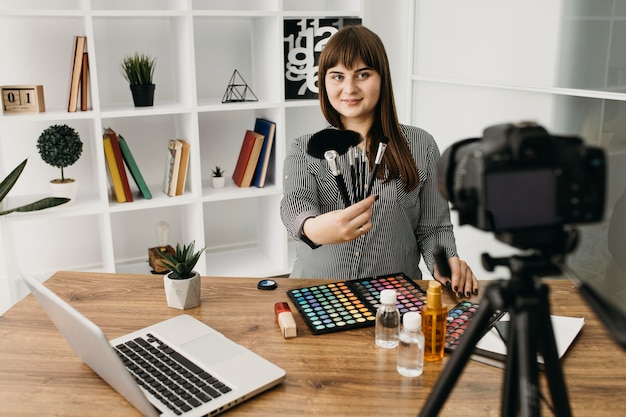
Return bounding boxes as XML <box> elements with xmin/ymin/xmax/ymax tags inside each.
<box><xmin>365</xmin><ymin>165</ymin><xmax>380</xmax><ymax>198</ymax></box>
<box><xmin>350</xmin><ymin>166</ymin><xmax>357</xmax><ymax>203</ymax></box>
<box><xmin>335</xmin><ymin>174</ymin><xmax>352</xmax><ymax>207</ymax></box>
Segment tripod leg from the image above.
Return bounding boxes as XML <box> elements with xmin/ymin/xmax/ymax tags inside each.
<box><xmin>535</xmin><ymin>284</ymin><xmax>572</xmax><ymax>417</ymax></box>
<box><xmin>418</xmin><ymin>280</ymin><xmax>507</xmax><ymax>417</ymax></box>
<box><xmin>501</xmin><ymin>310</ymin><xmax>519</xmax><ymax>416</ymax></box>
<box><xmin>513</xmin><ymin>303</ymin><xmax>541</xmax><ymax>417</ymax></box>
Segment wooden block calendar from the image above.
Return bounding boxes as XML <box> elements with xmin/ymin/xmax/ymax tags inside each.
<box><xmin>1</xmin><ymin>85</ymin><xmax>45</xmax><ymax>114</ymax></box>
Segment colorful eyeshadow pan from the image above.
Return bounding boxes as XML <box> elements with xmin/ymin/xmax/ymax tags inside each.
<box><xmin>444</xmin><ymin>300</ymin><xmax>505</xmax><ymax>352</ymax></box>
<box><xmin>287</xmin><ymin>273</ymin><xmax>426</xmax><ymax>335</ymax></box>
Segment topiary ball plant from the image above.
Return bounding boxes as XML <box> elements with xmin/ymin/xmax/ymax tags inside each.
<box><xmin>36</xmin><ymin>124</ymin><xmax>83</xmax><ymax>183</ymax></box>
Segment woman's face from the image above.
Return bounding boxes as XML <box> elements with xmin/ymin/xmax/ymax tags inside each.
<box><xmin>324</xmin><ymin>59</ymin><xmax>381</xmax><ymax>128</ymax></box>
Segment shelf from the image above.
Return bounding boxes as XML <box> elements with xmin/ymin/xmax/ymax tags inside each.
<box><xmin>0</xmin><ymin>0</ymin><xmax>363</xmax><ymax>315</ymax></box>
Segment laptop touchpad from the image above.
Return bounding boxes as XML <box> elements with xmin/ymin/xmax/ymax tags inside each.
<box><xmin>181</xmin><ymin>333</ymin><xmax>246</xmax><ymax>366</ymax></box>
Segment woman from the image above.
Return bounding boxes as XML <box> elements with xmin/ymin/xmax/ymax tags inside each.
<box><xmin>280</xmin><ymin>25</ymin><xmax>479</xmax><ymax>298</ymax></box>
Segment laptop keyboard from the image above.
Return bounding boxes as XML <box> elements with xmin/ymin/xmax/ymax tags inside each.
<box><xmin>114</xmin><ymin>333</ymin><xmax>232</xmax><ymax>416</ymax></box>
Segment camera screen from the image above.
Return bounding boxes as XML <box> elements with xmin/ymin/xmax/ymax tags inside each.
<box><xmin>485</xmin><ymin>169</ymin><xmax>555</xmax><ymax>230</ymax></box>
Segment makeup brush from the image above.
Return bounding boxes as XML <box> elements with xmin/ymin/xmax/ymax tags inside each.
<box><xmin>324</xmin><ymin>150</ymin><xmax>352</xmax><ymax>208</ymax></box>
<box><xmin>306</xmin><ymin>129</ymin><xmax>361</xmax><ymax>159</ymax></box>
<box><xmin>306</xmin><ymin>128</ymin><xmax>362</xmax><ymax>206</ymax></box>
<box><xmin>348</xmin><ymin>147</ymin><xmax>357</xmax><ymax>202</ymax></box>
<box><xmin>364</xmin><ymin>136</ymin><xmax>389</xmax><ymax>198</ymax></box>
<box><xmin>360</xmin><ymin>147</ymin><xmax>368</xmax><ymax>201</ymax></box>
<box><xmin>433</xmin><ymin>246</ymin><xmax>451</xmax><ymax>279</ymax></box>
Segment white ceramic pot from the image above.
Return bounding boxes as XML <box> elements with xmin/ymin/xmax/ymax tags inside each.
<box><xmin>212</xmin><ymin>176</ymin><xmax>225</xmax><ymax>188</ymax></box>
<box><xmin>49</xmin><ymin>179</ymin><xmax>76</xmax><ymax>204</ymax></box>
<box><xmin>163</xmin><ymin>271</ymin><xmax>201</xmax><ymax>310</ymax></box>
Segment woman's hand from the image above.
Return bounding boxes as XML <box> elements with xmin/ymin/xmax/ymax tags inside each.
<box><xmin>434</xmin><ymin>256</ymin><xmax>479</xmax><ymax>299</ymax></box>
<box><xmin>302</xmin><ymin>195</ymin><xmax>377</xmax><ymax>245</ymax></box>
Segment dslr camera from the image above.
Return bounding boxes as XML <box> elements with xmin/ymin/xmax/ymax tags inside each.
<box><xmin>437</xmin><ymin>121</ymin><xmax>606</xmax><ymax>250</ymax></box>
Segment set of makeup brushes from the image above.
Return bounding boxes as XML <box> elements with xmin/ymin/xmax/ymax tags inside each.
<box><xmin>306</xmin><ymin>129</ymin><xmax>389</xmax><ymax>207</ymax></box>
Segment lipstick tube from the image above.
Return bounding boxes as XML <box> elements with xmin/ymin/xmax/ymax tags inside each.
<box><xmin>275</xmin><ymin>302</ymin><xmax>297</xmax><ymax>338</ymax></box>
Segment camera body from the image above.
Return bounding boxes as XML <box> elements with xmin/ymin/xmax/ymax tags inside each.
<box><xmin>437</xmin><ymin>122</ymin><xmax>606</xmax><ymax>240</ymax></box>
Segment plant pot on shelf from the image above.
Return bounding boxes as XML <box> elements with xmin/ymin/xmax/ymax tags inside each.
<box><xmin>130</xmin><ymin>84</ymin><xmax>155</xmax><ymax>107</ymax></box>
<box><xmin>212</xmin><ymin>176</ymin><xmax>225</xmax><ymax>188</ymax></box>
<box><xmin>163</xmin><ymin>270</ymin><xmax>201</xmax><ymax>310</ymax></box>
<box><xmin>49</xmin><ymin>178</ymin><xmax>76</xmax><ymax>204</ymax></box>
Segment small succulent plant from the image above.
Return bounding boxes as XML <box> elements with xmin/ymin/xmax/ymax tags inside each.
<box><xmin>212</xmin><ymin>166</ymin><xmax>224</xmax><ymax>177</ymax></box>
<box><xmin>157</xmin><ymin>241</ymin><xmax>205</xmax><ymax>280</ymax></box>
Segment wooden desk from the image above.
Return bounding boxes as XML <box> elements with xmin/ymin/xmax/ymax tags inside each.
<box><xmin>0</xmin><ymin>272</ymin><xmax>624</xmax><ymax>416</ymax></box>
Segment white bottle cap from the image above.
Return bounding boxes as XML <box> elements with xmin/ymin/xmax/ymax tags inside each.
<box><xmin>403</xmin><ymin>311</ymin><xmax>422</xmax><ymax>330</ymax></box>
<box><xmin>380</xmin><ymin>289</ymin><xmax>397</xmax><ymax>305</ymax></box>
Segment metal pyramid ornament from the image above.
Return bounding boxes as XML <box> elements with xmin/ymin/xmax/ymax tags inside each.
<box><xmin>221</xmin><ymin>69</ymin><xmax>258</xmax><ymax>103</ymax></box>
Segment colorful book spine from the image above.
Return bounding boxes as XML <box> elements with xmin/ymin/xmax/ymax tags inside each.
<box><xmin>118</xmin><ymin>134</ymin><xmax>152</xmax><ymax>200</ymax></box>
<box><xmin>80</xmin><ymin>52</ymin><xmax>89</xmax><ymax>111</ymax></box>
<box><xmin>102</xmin><ymin>134</ymin><xmax>126</xmax><ymax>203</ymax></box>
<box><xmin>233</xmin><ymin>130</ymin><xmax>264</xmax><ymax>187</ymax></box>
<box><xmin>162</xmin><ymin>139</ymin><xmax>182</xmax><ymax>197</ymax></box>
<box><xmin>67</xmin><ymin>35</ymin><xmax>86</xmax><ymax>112</ymax></box>
<box><xmin>105</xmin><ymin>128</ymin><xmax>133</xmax><ymax>202</ymax></box>
<box><xmin>251</xmin><ymin>118</ymin><xmax>276</xmax><ymax>188</ymax></box>
<box><xmin>175</xmin><ymin>139</ymin><xmax>190</xmax><ymax>196</ymax></box>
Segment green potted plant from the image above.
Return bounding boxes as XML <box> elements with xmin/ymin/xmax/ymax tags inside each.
<box><xmin>36</xmin><ymin>124</ymin><xmax>83</xmax><ymax>202</ymax></box>
<box><xmin>0</xmin><ymin>159</ymin><xmax>69</xmax><ymax>215</ymax></box>
<box><xmin>120</xmin><ymin>52</ymin><xmax>156</xmax><ymax>107</ymax></box>
<box><xmin>158</xmin><ymin>241</ymin><xmax>205</xmax><ymax>310</ymax></box>
<box><xmin>211</xmin><ymin>165</ymin><xmax>225</xmax><ymax>188</ymax></box>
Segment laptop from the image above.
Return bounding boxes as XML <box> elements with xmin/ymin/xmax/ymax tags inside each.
<box><xmin>22</xmin><ymin>273</ymin><xmax>286</xmax><ymax>417</ymax></box>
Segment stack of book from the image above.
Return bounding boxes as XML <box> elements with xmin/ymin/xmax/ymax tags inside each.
<box><xmin>162</xmin><ymin>139</ymin><xmax>191</xmax><ymax>197</ymax></box>
<box><xmin>102</xmin><ymin>127</ymin><xmax>152</xmax><ymax>203</ymax></box>
<box><xmin>68</xmin><ymin>35</ymin><xmax>89</xmax><ymax>112</ymax></box>
<box><xmin>232</xmin><ymin>118</ymin><xmax>276</xmax><ymax>188</ymax></box>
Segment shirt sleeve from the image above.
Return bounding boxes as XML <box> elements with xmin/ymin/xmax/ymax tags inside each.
<box><xmin>280</xmin><ymin>133</ymin><xmax>322</xmax><ymax>241</ymax></box>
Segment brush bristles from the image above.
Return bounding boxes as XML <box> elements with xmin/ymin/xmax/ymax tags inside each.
<box><xmin>306</xmin><ymin>129</ymin><xmax>362</xmax><ymax>159</ymax></box>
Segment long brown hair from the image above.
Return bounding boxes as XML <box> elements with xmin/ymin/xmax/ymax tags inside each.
<box><xmin>318</xmin><ymin>25</ymin><xmax>419</xmax><ymax>191</ymax></box>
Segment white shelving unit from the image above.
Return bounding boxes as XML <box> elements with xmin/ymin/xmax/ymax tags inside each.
<box><xmin>0</xmin><ymin>0</ymin><xmax>364</xmax><ymax>313</ymax></box>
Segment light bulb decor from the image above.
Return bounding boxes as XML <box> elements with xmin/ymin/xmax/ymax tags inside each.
<box><xmin>148</xmin><ymin>220</ymin><xmax>176</xmax><ymax>274</ymax></box>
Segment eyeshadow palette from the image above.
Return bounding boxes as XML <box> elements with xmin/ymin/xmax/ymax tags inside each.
<box><xmin>445</xmin><ymin>300</ymin><xmax>505</xmax><ymax>352</ymax></box>
<box><xmin>287</xmin><ymin>273</ymin><xmax>428</xmax><ymax>335</ymax></box>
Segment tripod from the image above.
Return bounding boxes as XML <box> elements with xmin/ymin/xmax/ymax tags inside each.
<box><xmin>419</xmin><ymin>253</ymin><xmax>572</xmax><ymax>417</ymax></box>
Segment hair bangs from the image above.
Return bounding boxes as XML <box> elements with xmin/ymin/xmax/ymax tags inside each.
<box><xmin>324</xmin><ymin>27</ymin><xmax>381</xmax><ymax>73</ymax></box>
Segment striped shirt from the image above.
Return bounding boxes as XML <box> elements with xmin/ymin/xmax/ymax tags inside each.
<box><xmin>280</xmin><ymin>124</ymin><xmax>458</xmax><ymax>280</ymax></box>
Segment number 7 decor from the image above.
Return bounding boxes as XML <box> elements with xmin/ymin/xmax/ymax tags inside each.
<box><xmin>283</xmin><ymin>18</ymin><xmax>361</xmax><ymax>100</ymax></box>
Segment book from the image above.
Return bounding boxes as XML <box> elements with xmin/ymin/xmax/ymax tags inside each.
<box><xmin>175</xmin><ymin>139</ymin><xmax>190</xmax><ymax>196</ymax></box>
<box><xmin>104</xmin><ymin>127</ymin><xmax>133</xmax><ymax>202</ymax></box>
<box><xmin>117</xmin><ymin>134</ymin><xmax>152</xmax><ymax>200</ymax></box>
<box><xmin>102</xmin><ymin>133</ymin><xmax>126</xmax><ymax>203</ymax></box>
<box><xmin>80</xmin><ymin>52</ymin><xmax>89</xmax><ymax>111</ymax></box>
<box><xmin>67</xmin><ymin>35</ymin><xmax>86</xmax><ymax>112</ymax></box>
<box><xmin>469</xmin><ymin>314</ymin><xmax>585</xmax><ymax>369</ymax></box>
<box><xmin>162</xmin><ymin>139</ymin><xmax>183</xmax><ymax>196</ymax></box>
<box><xmin>232</xmin><ymin>130</ymin><xmax>264</xmax><ymax>187</ymax></box>
<box><xmin>251</xmin><ymin>118</ymin><xmax>276</xmax><ymax>188</ymax></box>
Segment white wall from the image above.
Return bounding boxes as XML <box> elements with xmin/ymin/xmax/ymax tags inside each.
<box><xmin>363</xmin><ymin>0</ymin><xmax>411</xmax><ymax>122</ymax></box>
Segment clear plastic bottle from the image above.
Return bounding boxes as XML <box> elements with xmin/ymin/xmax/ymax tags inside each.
<box><xmin>397</xmin><ymin>311</ymin><xmax>425</xmax><ymax>377</ymax></box>
<box><xmin>375</xmin><ymin>289</ymin><xmax>400</xmax><ymax>348</ymax></box>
